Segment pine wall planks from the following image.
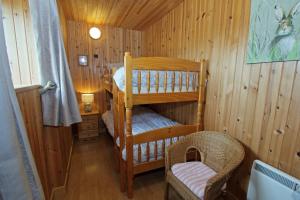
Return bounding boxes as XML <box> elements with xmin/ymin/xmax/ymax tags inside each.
<box><xmin>16</xmin><ymin>86</ymin><xmax>73</xmax><ymax>200</ymax></box>
<box><xmin>67</xmin><ymin>21</ymin><xmax>142</xmax><ymax>113</ymax></box>
<box><xmin>1</xmin><ymin>0</ymin><xmax>68</xmax><ymax>87</ymax></box>
<box><xmin>142</xmin><ymin>0</ymin><xmax>300</xmax><ymax>197</ymax></box>
<box><xmin>57</xmin><ymin>0</ymin><xmax>68</xmax><ymax>48</ymax></box>
<box><xmin>2</xmin><ymin>0</ymin><xmax>39</xmax><ymax>86</ymax></box>
<box><xmin>16</xmin><ymin>86</ymin><xmax>50</xmax><ymax>199</ymax></box>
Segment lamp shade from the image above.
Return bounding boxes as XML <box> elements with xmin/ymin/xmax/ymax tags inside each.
<box><xmin>81</xmin><ymin>93</ymin><xmax>94</xmax><ymax>104</ymax></box>
<box><xmin>89</xmin><ymin>27</ymin><xmax>101</xmax><ymax>40</ymax></box>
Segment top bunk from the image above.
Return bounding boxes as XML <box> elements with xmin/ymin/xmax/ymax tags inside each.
<box><xmin>103</xmin><ymin>63</ymin><xmax>123</xmax><ymax>93</ymax></box>
<box><xmin>113</xmin><ymin>52</ymin><xmax>208</xmax><ymax>107</ymax></box>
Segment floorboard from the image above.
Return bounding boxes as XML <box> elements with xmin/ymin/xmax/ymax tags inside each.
<box><xmin>58</xmin><ymin>132</ymin><xmax>181</xmax><ymax>200</ymax></box>
<box><xmin>57</xmin><ymin>132</ymin><xmax>234</xmax><ymax>200</ymax></box>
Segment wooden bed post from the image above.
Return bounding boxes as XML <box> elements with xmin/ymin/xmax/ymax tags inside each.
<box><xmin>112</xmin><ymin>80</ymin><xmax>120</xmax><ymax>172</ymax></box>
<box><xmin>196</xmin><ymin>60</ymin><xmax>207</xmax><ymax>131</ymax></box>
<box><xmin>124</xmin><ymin>52</ymin><xmax>134</xmax><ymax>198</ymax></box>
<box><xmin>118</xmin><ymin>90</ymin><xmax>126</xmax><ymax>192</ymax></box>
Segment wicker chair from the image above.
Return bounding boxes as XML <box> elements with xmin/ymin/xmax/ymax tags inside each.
<box><xmin>165</xmin><ymin>131</ymin><xmax>245</xmax><ymax>200</ymax></box>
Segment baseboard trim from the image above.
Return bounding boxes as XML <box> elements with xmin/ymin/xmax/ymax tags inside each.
<box><xmin>50</xmin><ymin>139</ymin><xmax>74</xmax><ymax>200</ymax></box>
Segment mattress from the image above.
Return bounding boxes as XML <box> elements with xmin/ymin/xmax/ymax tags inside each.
<box><xmin>101</xmin><ymin>106</ymin><xmax>183</xmax><ymax>163</ymax></box>
<box><xmin>113</xmin><ymin>67</ymin><xmax>198</xmax><ymax>93</ymax></box>
<box><xmin>120</xmin><ymin>106</ymin><xmax>181</xmax><ymax>164</ymax></box>
<box><xmin>121</xmin><ymin>136</ymin><xmax>183</xmax><ymax>164</ymax></box>
<box><xmin>101</xmin><ymin>106</ymin><xmax>179</xmax><ymax>138</ymax></box>
<box><xmin>102</xmin><ymin>110</ymin><xmax>115</xmax><ymax>137</ymax></box>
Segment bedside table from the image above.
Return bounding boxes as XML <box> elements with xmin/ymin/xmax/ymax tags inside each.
<box><xmin>78</xmin><ymin>109</ymin><xmax>100</xmax><ymax>141</ymax></box>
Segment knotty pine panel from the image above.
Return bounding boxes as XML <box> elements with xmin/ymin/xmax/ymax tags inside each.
<box><xmin>16</xmin><ymin>86</ymin><xmax>51</xmax><ymax>199</ymax></box>
<box><xmin>1</xmin><ymin>0</ymin><xmax>68</xmax><ymax>86</ymax></box>
<box><xmin>2</xmin><ymin>0</ymin><xmax>39</xmax><ymax>86</ymax></box>
<box><xmin>57</xmin><ymin>0</ymin><xmax>68</xmax><ymax>48</ymax></box>
<box><xmin>57</xmin><ymin>0</ymin><xmax>183</xmax><ymax>30</ymax></box>
<box><xmin>67</xmin><ymin>20</ymin><xmax>142</xmax><ymax>113</ymax></box>
<box><xmin>16</xmin><ymin>86</ymin><xmax>73</xmax><ymax>199</ymax></box>
<box><xmin>142</xmin><ymin>0</ymin><xmax>300</xmax><ymax>198</ymax></box>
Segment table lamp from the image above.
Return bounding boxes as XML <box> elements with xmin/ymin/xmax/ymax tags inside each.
<box><xmin>82</xmin><ymin>93</ymin><xmax>94</xmax><ymax>112</ymax></box>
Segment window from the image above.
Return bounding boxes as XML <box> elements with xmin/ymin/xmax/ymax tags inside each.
<box><xmin>2</xmin><ymin>0</ymin><xmax>40</xmax><ymax>87</ymax></box>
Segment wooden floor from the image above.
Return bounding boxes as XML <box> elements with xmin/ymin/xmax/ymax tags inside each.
<box><xmin>58</xmin><ymin>132</ymin><xmax>182</xmax><ymax>200</ymax></box>
<box><xmin>57</xmin><ymin>132</ymin><xmax>234</xmax><ymax>200</ymax></box>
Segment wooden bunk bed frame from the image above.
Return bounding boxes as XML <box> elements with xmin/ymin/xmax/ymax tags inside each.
<box><xmin>113</xmin><ymin>52</ymin><xmax>207</xmax><ymax>198</ymax></box>
<box><xmin>103</xmin><ymin>63</ymin><xmax>123</xmax><ymax>93</ymax></box>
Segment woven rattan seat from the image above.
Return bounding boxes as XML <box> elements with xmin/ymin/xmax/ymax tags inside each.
<box><xmin>165</xmin><ymin>131</ymin><xmax>245</xmax><ymax>200</ymax></box>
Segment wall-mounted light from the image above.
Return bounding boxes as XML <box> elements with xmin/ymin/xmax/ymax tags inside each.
<box><xmin>78</xmin><ymin>55</ymin><xmax>88</xmax><ymax>66</ymax></box>
<box><xmin>89</xmin><ymin>27</ymin><xmax>101</xmax><ymax>40</ymax></box>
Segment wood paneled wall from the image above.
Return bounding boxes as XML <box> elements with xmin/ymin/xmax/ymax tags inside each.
<box><xmin>142</xmin><ymin>0</ymin><xmax>300</xmax><ymax>197</ymax></box>
<box><xmin>16</xmin><ymin>86</ymin><xmax>50</xmax><ymax>198</ymax></box>
<box><xmin>57</xmin><ymin>0</ymin><xmax>68</xmax><ymax>48</ymax></box>
<box><xmin>16</xmin><ymin>86</ymin><xmax>73</xmax><ymax>200</ymax></box>
<box><xmin>1</xmin><ymin>0</ymin><xmax>69</xmax><ymax>86</ymax></box>
<box><xmin>2</xmin><ymin>0</ymin><xmax>39</xmax><ymax>86</ymax></box>
<box><xmin>67</xmin><ymin>20</ymin><xmax>142</xmax><ymax>113</ymax></box>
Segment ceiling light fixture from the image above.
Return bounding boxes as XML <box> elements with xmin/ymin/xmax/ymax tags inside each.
<box><xmin>89</xmin><ymin>27</ymin><xmax>101</xmax><ymax>40</ymax></box>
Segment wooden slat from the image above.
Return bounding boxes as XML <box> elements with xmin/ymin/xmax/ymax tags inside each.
<box><xmin>192</xmin><ymin>73</ymin><xmax>197</xmax><ymax>91</ymax></box>
<box><xmin>186</xmin><ymin>72</ymin><xmax>190</xmax><ymax>91</ymax></box>
<box><xmin>134</xmin><ymin>160</ymin><xmax>165</xmax><ymax>175</ymax></box>
<box><xmin>147</xmin><ymin>70</ymin><xmax>151</xmax><ymax>92</ymax></box>
<box><xmin>172</xmin><ymin>71</ymin><xmax>176</xmax><ymax>92</ymax></box>
<box><xmin>132</xmin><ymin>92</ymin><xmax>199</xmax><ymax>105</ymax></box>
<box><xmin>164</xmin><ymin>72</ymin><xmax>168</xmax><ymax>93</ymax></box>
<box><xmin>179</xmin><ymin>72</ymin><xmax>183</xmax><ymax>92</ymax></box>
<box><xmin>146</xmin><ymin>142</ymin><xmax>150</xmax><ymax>162</ymax></box>
<box><xmin>155</xmin><ymin>71</ymin><xmax>159</xmax><ymax>93</ymax></box>
<box><xmin>138</xmin><ymin>70</ymin><xmax>142</xmax><ymax>94</ymax></box>
<box><xmin>133</xmin><ymin>125</ymin><xmax>197</xmax><ymax>144</ymax></box>
<box><xmin>132</xmin><ymin>57</ymin><xmax>201</xmax><ymax>71</ymax></box>
<box><xmin>154</xmin><ymin>141</ymin><xmax>158</xmax><ymax>160</ymax></box>
<box><xmin>138</xmin><ymin>144</ymin><xmax>142</xmax><ymax>163</ymax></box>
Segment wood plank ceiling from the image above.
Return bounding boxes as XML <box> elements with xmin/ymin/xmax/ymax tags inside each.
<box><xmin>58</xmin><ymin>0</ymin><xmax>183</xmax><ymax>30</ymax></box>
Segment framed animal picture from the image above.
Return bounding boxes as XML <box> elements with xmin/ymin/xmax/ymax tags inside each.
<box><xmin>247</xmin><ymin>0</ymin><xmax>300</xmax><ymax>63</ymax></box>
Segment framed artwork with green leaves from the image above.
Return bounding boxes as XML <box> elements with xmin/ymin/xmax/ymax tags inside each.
<box><xmin>247</xmin><ymin>0</ymin><xmax>300</xmax><ymax>63</ymax></box>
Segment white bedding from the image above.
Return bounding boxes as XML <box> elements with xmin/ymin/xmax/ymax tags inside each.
<box><xmin>101</xmin><ymin>106</ymin><xmax>179</xmax><ymax>138</ymax></box>
<box><xmin>121</xmin><ymin>136</ymin><xmax>183</xmax><ymax>164</ymax></box>
<box><xmin>102</xmin><ymin>110</ymin><xmax>115</xmax><ymax>137</ymax></box>
<box><xmin>113</xmin><ymin>67</ymin><xmax>198</xmax><ymax>93</ymax></box>
<box><xmin>101</xmin><ymin>106</ymin><xmax>183</xmax><ymax>163</ymax></box>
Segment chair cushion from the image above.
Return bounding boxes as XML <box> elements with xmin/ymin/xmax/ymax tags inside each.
<box><xmin>171</xmin><ymin>161</ymin><xmax>217</xmax><ymax>200</ymax></box>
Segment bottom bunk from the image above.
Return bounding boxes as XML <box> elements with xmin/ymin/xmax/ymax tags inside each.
<box><xmin>109</xmin><ymin>105</ymin><xmax>198</xmax><ymax>198</ymax></box>
<box><xmin>102</xmin><ymin>105</ymin><xmax>193</xmax><ymax>163</ymax></box>
<box><xmin>102</xmin><ymin>109</ymin><xmax>114</xmax><ymax>138</ymax></box>
<box><xmin>102</xmin><ymin>106</ymin><xmax>181</xmax><ymax>164</ymax></box>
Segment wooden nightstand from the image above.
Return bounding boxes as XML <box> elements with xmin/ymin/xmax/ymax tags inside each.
<box><xmin>78</xmin><ymin>109</ymin><xmax>100</xmax><ymax>141</ymax></box>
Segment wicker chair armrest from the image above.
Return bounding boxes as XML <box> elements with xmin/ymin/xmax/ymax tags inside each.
<box><xmin>165</xmin><ymin>138</ymin><xmax>193</xmax><ymax>172</ymax></box>
<box><xmin>204</xmin><ymin>154</ymin><xmax>244</xmax><ymax>199</ymax></box>
<box><xmin>204</xmin><ymin>168</ymin><xmax>231</xmax><ymax>199</ymax></box>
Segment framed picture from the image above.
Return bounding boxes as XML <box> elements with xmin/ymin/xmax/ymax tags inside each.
<box><xmin>247</xmin><ymin>0</ymin><xmax>300</xmax><ymax>63</ymax></box>
<box><xmin>78</xmin><ymin>55</ymin><xmax>88</xmax><ymax>66</ymax></box>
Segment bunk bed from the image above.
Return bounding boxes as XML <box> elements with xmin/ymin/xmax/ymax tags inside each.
<box><xmin>112</xmin><ymin>52</ymin><xmax>208</xmax><ymax>198</ymax></box>
<box><xmin>103</xmin><ymin>63</ymin><xmax>123</xmax><ymax>93</ymax></box>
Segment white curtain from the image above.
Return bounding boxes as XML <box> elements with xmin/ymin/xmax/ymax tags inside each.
<box><xmin>28</xmin><ymin>0</ymin><xmax>81</xmax><ymax>126</ymax></box>
<box><xmin>0</xmin><ymin>6</ymin><xmax>44</xmax><ymax>200</ymax></box>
